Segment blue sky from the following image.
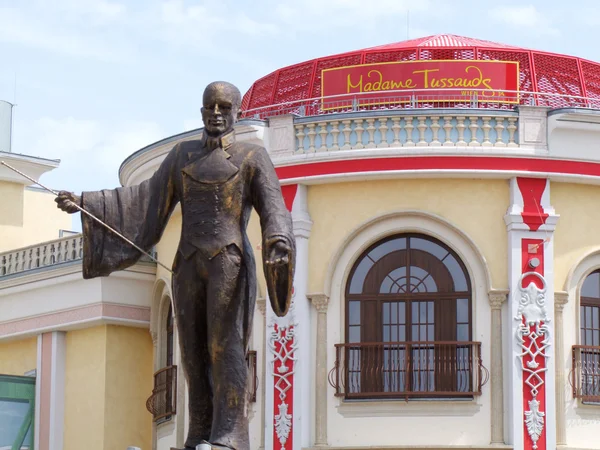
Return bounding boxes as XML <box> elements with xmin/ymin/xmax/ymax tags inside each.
<box><xmin>0</xmin><ymin>0</ymin><xmax>597</xmax><ymax>196</ymax></box>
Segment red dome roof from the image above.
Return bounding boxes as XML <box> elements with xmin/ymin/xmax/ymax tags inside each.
<box><xmin>241</xmin><ymin>34</ymin><xmax>600</xmax><ymax>116</ymax></box>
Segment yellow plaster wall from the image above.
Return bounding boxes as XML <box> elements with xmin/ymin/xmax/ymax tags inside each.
<box><xmin>104</xmin><ymin>325</ymin><xmax>153</xmax><ymax>450</ymax></box>
<box><xmin>155</xmin><ymin>209</ymin><xmax>181</xmax><ymax>282</ymax></box>
<box><xmin>307</xmin><ymin>178</ymin><xmax>509</xmax><ymax>292</ymax></box>
<box><xmin>553</xmin><ymin>182</ymin><xmax>600</xmax><ymax>289</ymax></box>
<box><xmin>0</xmin><ymin>181</ymin><xmax>24</xmax><ymax>251</ymax></box>
<box><xmin>0</xmin><ymin>337</ymin><xmax>37</xmax><ymax>375</ymax></box>
<box><xmin>63</xmin><ymin>326</ymin><xmax>107</xmax><ymax>450</ymax></box>
<box><xmin>22</xmin><ymin>188</ymin><xmax>73</xmax><ymax>245</ymax></box>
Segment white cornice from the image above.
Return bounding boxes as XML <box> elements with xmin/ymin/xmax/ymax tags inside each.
<box><xmin>0</xmin><ymin>261</ymin><xmax>156</xmax><ymax>295</ymax></box>
<box><xmin>0</xmin><ymin>151</ymin><xmax>60</xmax><ymax>185</ymax></box>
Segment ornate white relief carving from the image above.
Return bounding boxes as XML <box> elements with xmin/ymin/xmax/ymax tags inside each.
<box><xmin>274</xmin><ymin>402</ymin><xmax>293</xmax><ymax>448</ymax></box>
<box><xmin>267</xmin><ymin>292</ymin><xmax>297</xmax><ymax>449</ymax></box>
<box><xmin>515</xmin><ymin>272</ymin><xmax>551</xmax><ymax>448</ymax></box>
<box><xmin>515</xmin><ymin>272</ymin><xmax>550</xmax><ymax>325</ymax></box>
<box><xmin>525</xmin><ymin>399</ymin><xmax>545</xmax><ymax>449</ymax></box>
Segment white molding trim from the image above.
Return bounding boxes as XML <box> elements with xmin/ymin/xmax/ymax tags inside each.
<box><xmin>0</xmin><ymin>302</ymin><xmax>151</xmax><ymax>341</ymax></box>
<box><xmin>0</xmin><ymin>261</ymin><xmax>156</xmax><ymax>295</ymax></box>
<box><xmin>335</xmin><ymin>399</ymin><xmax>482</xmax><ymax>418</ymax></box>
<box><xmin>324</xmin><ymin>210</ymin><xmax>493</xmax><ymax>298</ymax></box>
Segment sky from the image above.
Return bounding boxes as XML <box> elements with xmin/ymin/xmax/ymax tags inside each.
<box><xmin>0</xmin><ymin>0</ymin><xmax>598</xmax><ymax>198</ymax></box>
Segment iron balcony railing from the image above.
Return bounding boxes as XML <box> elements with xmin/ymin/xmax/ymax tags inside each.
<box><xmin>241</xmin><ymin>88</ymin><xmax>600</xmax><ymax>120</ymax></box>
<box><xmin>571</xmin><ymin>345</ymin><xmax>600</xmax><ymax>403</ymax></box>
<box><xmin>146</xmin><ymin>365</ymin><xmax>177</xmax><ymax>422</ymax></box>
<box><xmin>329</xmin><ymin>341</ymin><xmax>488</xmax><ymax>400</ymax></box>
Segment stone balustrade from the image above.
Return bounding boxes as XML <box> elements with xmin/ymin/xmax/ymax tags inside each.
<box><xmin>294</xmin><ymin>112</ymin><xmax>519</xmax><ymax>153</ymax></box>
<box><xmin>0</xmin><ymin>234</ymin><xmax>157</xmax><ymax>278</ymax></box>
<box><xmin>1</xmin><ymin>235</ymin><xmax>84</xmax><ymax>277</ymax></box>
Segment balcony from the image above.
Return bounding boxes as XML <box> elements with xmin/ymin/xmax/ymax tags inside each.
<box><xmin>0</xmin><ymin>235</ymin><xmax>83</xmax><ymax>277</ymax></box>
<box><xmin>294</xmin><ymin>111</ymin><xmax>518</xmax><ymax>152</ymax></box>
<box><xmin>572</xmin><ymin>345</ymin><xmax>600</xmax><ymax>403</ymax></box>
<box><xmin>329</xmin><ymin>341</ymin><xmax>487</xmax><ymax>400</ymax></box>
<box><xmin>0</xmin><ymin>234</ymin><xmax>157</xmax><ymax>280</ymax></box>
<box><xmin>146</xmin><ymin>365</ymin><xmax>177</xmax><ymax>422</ymax></box>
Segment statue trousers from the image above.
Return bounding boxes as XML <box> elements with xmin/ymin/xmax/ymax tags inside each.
<box><xmin>172</xmin><ymin>243</ymin><xmax>250</xmax><ymax>450</ymax></box>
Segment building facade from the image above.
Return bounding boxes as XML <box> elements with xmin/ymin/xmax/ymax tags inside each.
<box><xmin>2</xmin><ymin>35</ymin><xmax>600</xmax><ymax>450</ymax></box>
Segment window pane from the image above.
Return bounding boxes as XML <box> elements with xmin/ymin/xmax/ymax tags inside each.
<box><xmin>0</xmin><ymin>400</ymin><xmax>32</xmax><ymax>448</ymax></box>
<box><xmin>391</xmin><ymin>302</ymin><xmax>398</xmax><ymax>322</ymax></box>
<box><xmin>368</xmin><ymin>238</ymin><xmax>407</xmax><ymax>262</ymax></box>
<box><xmin>586</xmin><ymin>329</ymin><xmax>593</xmax><ymax>345</ymax></box>
<box><xmin>380</xmin><ymin>267</ymin><xmax>407</xmax><ymax>293</ymax></box>
<box><xmin>457</xmin><ymin>298</ymin><xmax>469</xmax><ymax>322</ymax></box>
<box><xmin>582</xmin><ymin>272</ymin><xmax>600</xmax><ymax>298</ymax></box>
<box><xmin>349</xmin><ymin>258</ymin><xmax>374</xmax><ymax>293</ymax></box>
<box><xmin>593</xmin><ymin>307</ymin><xmax>599</xmax><ymax>329</ymax></box>
<box><xmin>410</xmin><ymin>237</ymin><xmax>448</xmax><ymax>260</ymax></box>
<box><xmin>587</xmin><ymin>307</ymin><xmax>592</xmax><ymax>328</ymax></box>
<box><xmin>349</xmin><ymin>326</ymin><xmax>360</xmax><ymax>343</ymax></box>
<box><xmin>349</xmin><ymin>301</ymin><xmax>360</xmax><ymax>325</ymax></box>
<box><xmin>457</xmin><ymin>324</ymin><xmax>469</xmax><ymax>341</ymax></box>
<box><xmin>594</xmin><ymin>330</ymin><xmax>599</xmax><ymax>347</ymax></box>
<box><xmin>443</xmin><ymin>254</ymin><xmax>468</xmax><ymax>292</ymax></box>
<box><xmin>390</xmin><ymin>327</ymin><xmax>398</xmax><ymax>341</ymax></box>
<box><xmin>399</xmin><ymin>325</ymin><xmax>406</xmax><ymax>341</ymax></box>
<box><xmin>383</xmin><ymin>325</ymin><xmax>390</xmax><ymax>341</ymax></box>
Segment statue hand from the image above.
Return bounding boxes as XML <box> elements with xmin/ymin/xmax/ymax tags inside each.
<box><xmin>55</xmin><ymin>191</ymin><xmax>81</xmax><ymax>214</ymax></box>
<box><xmin>265</xmin><ymin>240</ymin><xmax>290</xmax><ymax>266</ymax></box>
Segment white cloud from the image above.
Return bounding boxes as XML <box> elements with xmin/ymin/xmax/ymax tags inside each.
<box><xmin>0</xmin><ymin>6</ymin><xmax>131</xmax><ymax>61</ymax></box>
<box><xmin>18</xmin><ymin>117</ymin><xmax>165</xmax><ymax>192</ymax></box>
<box><xmin>489</xmin><ymin>5</ymin><xmax>559</xmax><ymax>36</ymax></box>
<box><xmin>274</xmin><ymin>0</ymin><xmax>434</xmax><ymax>28</ymax></box>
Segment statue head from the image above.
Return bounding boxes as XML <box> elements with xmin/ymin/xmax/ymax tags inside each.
<box><xmin>201</xmin><ymin>81</ymin><xmax>242</xmax><ymax>137</ymax></box>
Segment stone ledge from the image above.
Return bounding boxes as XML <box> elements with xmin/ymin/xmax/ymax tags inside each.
<box><xmin>336</xmin><ymin>399</ymin><xmax>482</xmax><ymax>418</ymax></box>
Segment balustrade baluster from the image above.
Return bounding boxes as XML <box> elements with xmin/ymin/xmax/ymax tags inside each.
<box><xmin>416</xmin><ymin>116</ymin><xmax>428</xmax><ymax>147</ymax></box>
<box><xmin>468</xmin><ymin>116</ymin><xmax>481</xmax><ymax>147</ymax></box>
<box><xmin>443</xmin><ymin>116</ymin><xmax>454</xmax><ymax>146</ymax></box>
<box><xmin>354</xmin><ymin>119</ymin><xmax>365</xmax><ymax>149</ymax></box>
<box><xmin>295</xmin><ymin>125</ymin><xmax>306</xmax><ymax>153</ymax></box>
<box><xmin>330</xmin><ymin>121</ymin><xmax>340</xmax><ymax>151</ymax></box>
<box><xmin>482</xmin><ymin>116</ymin><xmax>493</xmax><ymax>147</ymax></box>
<box><xmin>507</xmin><ymin>117</ymin><xmax>518</xmax><ymax>147</ymax></box>
<box><xmin>377</xmin><ymin>118</ymin><xmax>389</xmax><ymax>148</ymax></box>
<box><xmin>456</xmin><ymin>116</ymin><xmax>467</xmax><ymax>146</ymax></box>
<box><xmin>391</xmin><ymin>117</ymin><xmax>401</xmax><ymax>147</ymax></box>
<box><xmin>317</xmin><ymin>122</ymin><xmax>328</xmax><ymax>152</ymax></box>
<box><xmin>493</xmin><ymin>118</ymin><xmax>507</xmax><ymax>147</ymax></box>
<box><xmin>404</xmin><ymin>116</ymin><xmax>415</xmax><ymax>146</ymax></box>
<box><xmin>341</xmin><ymin>120</ymin><xmax>352</xmax><ymax>150</ymax></box>
<box><xmin>365</xmin><ymin>118</ymin><xmax>376</xmax><ymax>148</ymax></box>
<box><xmin>306</xmin><ymin>124</ymin><xmax>317</xmax><ymax>152</ymax></box>
<box><xmin>430</xmin><ymin>116</ymin><xmax>441</xmax><ymax>146</ymax></box>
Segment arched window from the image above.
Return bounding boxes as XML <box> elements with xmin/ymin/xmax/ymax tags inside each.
<box><xmin>574</xmin><ymin>270</ymin><xmax>600</xmax><ymax>401</ymax></box>
<box><xmin>343</xmin><ymin>233</ymin><xmax>477</xmax><ymax>399</ymax></box>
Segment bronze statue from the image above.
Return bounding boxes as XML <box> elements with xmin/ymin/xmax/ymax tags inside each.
<box><xmin>55</xmin><ymin>81</ymin><xmax>295</xmax><ymax>450</ymax></box>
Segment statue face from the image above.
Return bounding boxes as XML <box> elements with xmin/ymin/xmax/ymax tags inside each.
<box><xmin>201</xmin><ymin>85</ymin><xmax>240</xmax><ymax>137</ymax></box>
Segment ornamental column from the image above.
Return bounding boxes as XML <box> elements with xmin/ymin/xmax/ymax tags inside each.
<box><xmin>308</xmin><ymin>293</ymin><xmax>329</xmax><ymax>447</ymax></box>
<box><xmin>265</xmin><ymin>184</ymin><xmax>313</xmax><ymax>450</ymax></box>
<box><xmin>554</xmin><ymin>291</ymin><xmax>569</xmax><ymax>447</ymax></box>
<box><xmin>256</xmin><ymin>298</ymin><xmax>267</xmax><ymax>450</ymax></box>
<box><xmin>504</xmin><ymin>177</ymin><xmax>559</xmax><ymax>450</ymax></box>
<box><xmin>488</xmin><ymin>290</ymin><xmax>508</xmax><ymax>445</ymax></box>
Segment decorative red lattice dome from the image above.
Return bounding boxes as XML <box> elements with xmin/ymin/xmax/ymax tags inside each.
<box><xmin>241</xmin><ymin>34</ymin><xmax>600</xmax><ymax>115</ymax></box>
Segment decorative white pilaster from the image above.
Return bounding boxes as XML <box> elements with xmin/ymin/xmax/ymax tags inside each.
<box><xmin>36</xmin><ymin>331</ymin><xmax>66</xmax><ymax>450</ymax></box>
<box><xmin>488</xmin><ymin>290</ymin><xmax>508</xmax><ymax>445</ymax></box>
<box><xmin>308</xmin><ymin>293</ymin><xmax>329</xmax><ymax>447</ymax></box>
<box><xmin>504</xmin><ymin>177</ymin><xmax>558</xmax><ymax>450</ymax></box>
<box><xmin>554</xmin><ymin>291</ymin><xmax>569</xmax><ymax>447</ymax></box>
<box><xmin>256</xmin><ymin>298</ymin><xmax>267</xmax><ymax>450</ymax></box>
<box><xmin>265</xmin><ymin>184</ymin><xmax>312</xmax><ymax>450</ymax></box>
